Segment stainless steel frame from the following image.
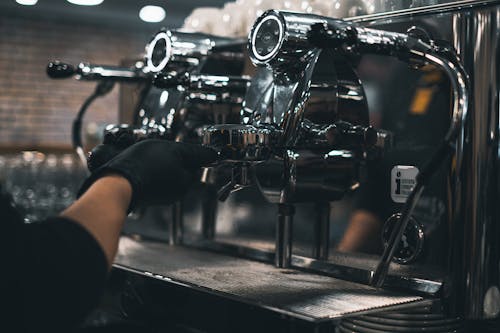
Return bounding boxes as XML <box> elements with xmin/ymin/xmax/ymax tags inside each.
<box><xmin>192</xmin><ymin>0</ymin><xmax>500</xmax><ymax>321</ymax></box>
<box><xmin>112</xmin><ymin>0</ymin><xmax>500</xmax><ymax>325</ymax></box>
<box><xmin>448</xmin><ymin>5</ymin><xmax>500</xmax><ymax>319</ymax></box>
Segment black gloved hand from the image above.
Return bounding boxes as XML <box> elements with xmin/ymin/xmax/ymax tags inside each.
<box><xmin>87</xmin><ymin>143</ymin><xmax>124</xmax><ymax>172</ymax></box>
<box><xmin>87</xmin><ymin>125</ymin><xmax>137</xmax><ymax>172</ymax></box>
<box><xmin>78</xmin><ymin>140</ymin><xmax>217</xmax><ymax>209</ymax></box>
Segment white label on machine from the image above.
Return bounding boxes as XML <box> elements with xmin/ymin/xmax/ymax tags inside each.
<box><xmin>391</xmin><ymin>165</ymin><xmax>419</xmax><ymax>203</ymax></box>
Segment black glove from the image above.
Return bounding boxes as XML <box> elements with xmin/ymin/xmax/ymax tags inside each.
<box><xmin>87</xmin><ymin>125</ymin><xmax>137</xmax><ymax>172</ymax></box>
<box><xmin>87</xmin><ymin>143</ymin><xmax>124</xmax><ymax>172</ymax></box>
<box><xmin>78</xmin><ymin>140</ymin><xmax>217</xmax><ymax>209</ymax></box>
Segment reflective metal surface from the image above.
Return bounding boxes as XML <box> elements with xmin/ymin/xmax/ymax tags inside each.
<box><xmin>113</xmin><ymin>0</ymin><xmax>500</xmax><ymax>325</ymax></box>
<box><xmin>114</xmin><ymin>236</ymin><xmax>426</xmax><ymax>322</ymax></box>
<box><xmin>145</xmin><ymin>30</ymin><xmax>245</xmax><ymax>73</ymax></box>
<box><xmin>448</xmin><ymin>6</ymin><xmax>500</xmax><ymax>319</ymax></box>
<box><xmin>275</xmin><ymin>203</ymin><xmax>294</xmax><ymax>268</ymax></box>
<box><xmin>256</xmin><ymin>8</ymin><xmax>470</xmax><ymax>293</ymax></box>
<box><xmin>138</xmin><ymin>29</ymin><xmax>247</xmax><ymax>140</ymax></box>
<box><xmin>350</xmin><ymin>0</ymin><xmax>500</xmax><ymax>21</ymax></box>
<box><xmin>204</xmin><ymin>12</ymin><xmax>378</xmax><ymax>205</ymax></box>
<box><xmin>183</xmin><ymin>237</ymin><xmax>443</xmax><ymax>295</ymax></box>
<box><xmin>154</xmin><ymin>72</ymin><xmax>250</xmax><ymax>105</ymax></box>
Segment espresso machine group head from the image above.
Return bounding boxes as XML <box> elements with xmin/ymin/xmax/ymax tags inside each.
<box><xmin>203</xmin><ymin>9</ymin><xmax>470</xmax><ymax>282</ymax></box>
<box><xmin>46</xmin><ymin>3</ymin><xmax>497</xmax><ymax>327</ymax></box>
<box><xmin>203</xmin><ymin>10</ymin><xmax>392</xmax><ymax>269</ymax></box>
<box><xmin>137</xmin><ymin>29</ymin><xmax>252</xmax><ymax>143</ymax></box>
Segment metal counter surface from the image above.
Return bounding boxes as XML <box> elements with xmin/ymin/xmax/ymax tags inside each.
<box><xmin>114</xmin><ymin>236</ymin><xmax>426</xmax><ymax>322</ymax></box>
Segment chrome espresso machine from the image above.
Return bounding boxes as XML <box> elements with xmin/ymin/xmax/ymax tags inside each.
<box><xmin>53</xmin><ymin>1</ymin><xmax>500</xmax><ymax>332</ymax></box>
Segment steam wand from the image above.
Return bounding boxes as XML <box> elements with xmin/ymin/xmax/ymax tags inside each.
<box><xmin>72</xmin><ymin>81</ymin><xmax>115</xmax><ymax>167</ymax></box>
<box><xmin>308</xmin><ymin>22</ymin><xmax>470</xmax><ymax>288</ymax></box>
<box><xmin>47</xmin><ymin>60</ymin><xmax>149</xmax><ymax>167</ymax></box>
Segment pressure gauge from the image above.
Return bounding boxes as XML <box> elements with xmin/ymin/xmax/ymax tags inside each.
<box><xmin>382</xmin><ymin>213</ymin><xmax>424</xmax><ymax>264</ymax></box>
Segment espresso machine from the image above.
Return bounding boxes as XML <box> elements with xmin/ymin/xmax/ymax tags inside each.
<box><xmin>64</xmin><ymin>1</ymin><xmax>499</xmax><ymax>332</ymax></box>
<box><xmin>123</xmin><ymin>29</ymin><xmax>250</xmax><ymax>244</ymax></box>
<box><xmin>47</xmin><ymin>29</ymin><xmax>250</xmax><ymax>243</ymax></box>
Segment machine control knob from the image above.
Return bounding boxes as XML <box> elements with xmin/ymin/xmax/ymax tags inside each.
<box><xmin>382</xmin><ymin>213</ymin><xmax>424</xmax><ymax>264</ymax></box>
<box><xmin>46</xmin><ymin>61</ymin><xmax>76</xmax><ymax>78</ymax></box>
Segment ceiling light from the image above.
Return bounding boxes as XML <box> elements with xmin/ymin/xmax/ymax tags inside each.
<box><xmin>66</xmin><ymin>0</ymin><xmax>104</xmax><ymax>6</ymax></box>
<box><xmin>16</xmin><ymin>0</ymin><xmax>38</xmax><ymax>5</ymax></box>
<box><xmin>139</xmin><ymin>5</ymin><xmax>166</xmax><ymax>23</ymax></box>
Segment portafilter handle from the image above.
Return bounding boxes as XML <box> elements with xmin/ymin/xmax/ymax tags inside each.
<box><xmin>202</xmin><ymin>124</ymin><xmax>280</xmax><ymax>201</ymax></box>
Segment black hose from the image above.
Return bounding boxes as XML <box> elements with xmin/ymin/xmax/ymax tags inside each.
<box><xmin>72</xmin><ymin>80</ymin><xmax>115</xmax><ymax>167</ymax></box>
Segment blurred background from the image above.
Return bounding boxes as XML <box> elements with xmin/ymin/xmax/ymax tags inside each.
<box><xmin>0</xmin><ymin>0</ymin><xmax>226</xmax><ymax>221</ymax></box>
<box><xmin>0</xmin><ymin>0</ymin><xmax>227</xmax><ymax>149</ymax></box>
<box><xmin>0</xmin><ymin>0</ymin><xmax>447</xmax><ymax>224</ymax></box>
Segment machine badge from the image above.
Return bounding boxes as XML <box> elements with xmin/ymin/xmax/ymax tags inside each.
<box><xmin>391</xmin><ymin>165</ymin><xmax>419</xmax><ymax>203</ymax></box>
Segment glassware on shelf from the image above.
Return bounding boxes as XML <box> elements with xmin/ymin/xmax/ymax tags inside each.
<box><xmin>1</xmin><ymin>151</ymin><xmax>86</xmax><ymax>223</ymax></box>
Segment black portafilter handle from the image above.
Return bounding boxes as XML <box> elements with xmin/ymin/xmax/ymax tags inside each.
<box><xmin>308</xmin><ymin>22</ymin><xmax>434</xmax><ymax>63</ymax></box>
<box><xmin>47</xmin><ymin>61</ymin><xmax>76</xmax><ymax>78</ymax></box>
<box><xmin>153</xmin><ymin>71</ymin><xmax>189</xmax><ymax>89</ymax></box>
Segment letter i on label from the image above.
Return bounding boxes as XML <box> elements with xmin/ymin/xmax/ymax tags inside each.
<box><xmin>391</xmin><ymin>165</ymin><xmax>419</xmax><ymax>203</ymax></box>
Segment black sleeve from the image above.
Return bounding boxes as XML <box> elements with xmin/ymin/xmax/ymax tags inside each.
<box><xmin>2</xmin><ymin>200</ymin><xmax>108</xmax><ymax>331</ymax></box>
<box><xmin>351</xmin><ymin>160</ymin><xmax>391</xmax><ymax>222</ymax></box>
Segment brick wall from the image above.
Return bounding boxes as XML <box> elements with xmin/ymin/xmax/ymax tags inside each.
<box><xmin>0</xmin><ymin>15</ymin><xmax>153</xmax><ymax>149</ymax></box>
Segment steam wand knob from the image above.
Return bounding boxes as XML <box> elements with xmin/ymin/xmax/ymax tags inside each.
<box><xmin>46</xmin><ymin>61</ymin><xmax>76</xmax><ymax>78</ymax></box>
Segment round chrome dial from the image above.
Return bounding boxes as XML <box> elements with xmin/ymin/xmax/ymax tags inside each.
<box><xmin>250</xmin><ymin>13</ymin><xmax>284</xmax><ymax>64</ymax></box>
<box><xmin>146</xmin><ymin>31</ymin><xmax>172</xmax><ymax>73</ymax></box>
<box><xmin>382</xmin><ymin>213</ymin><xmax>425</xmax><ymax>264</ymax></box>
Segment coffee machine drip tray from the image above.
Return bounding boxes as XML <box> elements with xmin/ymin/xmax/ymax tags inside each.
<box><xmin>114</xmin><ymin>236</ymin><xmax>427</xmax><ymax>322</ymax></box>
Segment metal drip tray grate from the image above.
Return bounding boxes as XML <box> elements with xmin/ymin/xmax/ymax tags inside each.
<box><xmin>114</xmin><ymin>236</ymin><xmax>426</xmax><ymax>322</ymax></box>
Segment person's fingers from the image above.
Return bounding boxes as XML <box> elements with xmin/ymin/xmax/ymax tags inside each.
<box><xmin>87</xmin><ymin>144</ymin><xmax>123</xmax><ymax>172</ymax></box>
<box><xmin>175</xmin><ymin>143</ymin><xmax>218</xmax><ymax>168</ymax></box>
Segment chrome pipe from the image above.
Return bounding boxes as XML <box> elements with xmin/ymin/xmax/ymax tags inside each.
<box><xmin>313</xmin><ymin>202</ymin><xmax>330</xmax><ymax>260</ymax></box>
<box><xmin>202</xmin><ymin>186</ymin><xmax>218</xmax><ymax>240</ymax></box>
<box><xmin>371</xmin><ymin>48</ymin><xmax>470</xmax><ymax>288</ymax></box>
<box><xmin>276</xmin><ymin>203</ymin><xmax>294</xmax><ymax>268</ymax></box>
<box><xmin>449</xmin><ymin>7</ymin><xmax>500</xmax><ymax>319</ymax></box>
<box><xmin>169</xmin><ymin>201</ymin><xmax>184</xmax><ymax>245</ymax></box>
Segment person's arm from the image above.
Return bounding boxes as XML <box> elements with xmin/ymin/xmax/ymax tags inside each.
<box><xmin>4</xmin><ymin>140</ymin><xmax>216</xmax><ymax>331</ymax></box>
<box><xmin>336</xmin><ymin>210</ymin><xmax>383</xmax><ymax>253</ymax></box>
<box><xmin>61</xmin><ymin>174</ymin><xmax>131</xmax><ymax>266</ymax></box>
